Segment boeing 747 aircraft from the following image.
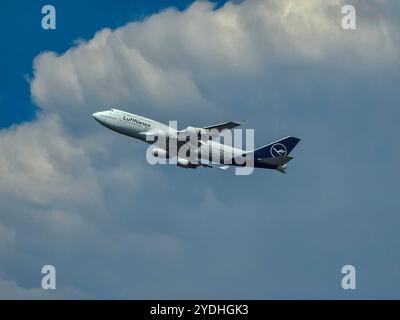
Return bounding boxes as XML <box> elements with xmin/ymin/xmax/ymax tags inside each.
<box><xmin>93</xmin><ymin>109</ymin><xmax>300</xmax><ymax>173</ymax></box>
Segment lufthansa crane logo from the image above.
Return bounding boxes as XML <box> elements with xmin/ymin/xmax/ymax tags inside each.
<box><xmin>270</xmin><ymin>143</ymin><xmax>287</xmax><ymax>158</ymax></box>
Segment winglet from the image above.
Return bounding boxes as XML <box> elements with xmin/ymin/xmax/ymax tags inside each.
<box><xmin>203</xmin><ymin>121</ymin><xmax>245</xmax><ymax>131</ymax></box>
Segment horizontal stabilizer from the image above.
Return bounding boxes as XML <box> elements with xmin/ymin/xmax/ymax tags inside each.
<box><xmin>257</xmin><ymin>156</ymin><xmax>293</xmax><ymax>166</ymax></box>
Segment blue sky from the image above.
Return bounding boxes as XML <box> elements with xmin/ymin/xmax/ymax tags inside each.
<box><xmin>0</xmin><ymin>0</ymin><xmax>227</xmax><ymax>128</ymax></box>
<box><xmin>0</xmin><ymin>0</ymin><xmax>399</xmax><ymax>299</ymax></box>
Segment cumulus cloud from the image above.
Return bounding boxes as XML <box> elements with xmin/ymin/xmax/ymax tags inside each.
<box><xmin>0</xmin><ymin>116</ymin><xmax>101</xmax><ymax>206</ymax></box>
<box><xmin>30</xmin><ymin>0</ymin><xmax>399</xmax><ymax>128</ymax></box>
<box><xmin>0</xmin><ymin>277</ymin><xmax>87</xmax><ymax>299</ymax></box>
<box><xmin>0</xmin><ymin>114</ymin><xmax>182</xmax><ymax>298</ymax></box>
<box><xmin>0</xmin><ymin>224</ymin><xmax>15</xmax><ymax>253</ymax></box>
<box><xmin>1</xmin><ymin>0</ymin><xmax>399</xmax><ymax>298</ymax></box>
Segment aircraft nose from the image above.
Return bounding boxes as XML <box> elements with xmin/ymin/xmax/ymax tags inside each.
<box><xmin>92</xmin><ymin>112</ymin><xmax>102</xmax><ymax>121</ymax></box>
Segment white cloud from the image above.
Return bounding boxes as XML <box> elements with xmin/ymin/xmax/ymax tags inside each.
<box><xmin>0</xmin><ymin>115</ymin><xmax>101</xmax><ymax>206</ymax></box>
<box><xmin>30</xmin><ymin>0</ymin><xmax>399</xmax><ymax>130</ymax></box>
<box><xmin>1</xmin><ymin>0</ymin><xmax>399</xmax><ymax>298</ymax></box>
<box><xmin>0</xmin><ymin>224</ymin><xmax>15</xmax><ymax>253</ymax></box>
<box><xmin>0</xmin><ymin>277</ymin><xmax>86</xmax><ymax>299</ymax></box>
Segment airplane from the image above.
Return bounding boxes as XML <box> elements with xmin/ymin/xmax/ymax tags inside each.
<box><xmin>92</xmin><ymin>108</ymin><xmax>300</xmax><ymax>173</ymax></box>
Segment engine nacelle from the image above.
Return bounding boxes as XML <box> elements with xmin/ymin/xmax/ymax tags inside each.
<box><xmin>183</xmin><ymin>126</ymin><xmax>207</xmax><ymax>136</ymax></box>
<box><xmin>152</xmin><ymin>148</ymin><xmax>167</xmax><ymax>158</ymax></box>
<box><xmin>176</xmin><ymin>158</ymin><xmax>190</xmax><ymax>168</ymax></box>
<box><xmin>176</xmin><ymin>158</ymin><xmax>197</xmax><ymax>169</ymax></box>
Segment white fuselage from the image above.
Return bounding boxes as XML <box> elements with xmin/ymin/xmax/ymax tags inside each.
<box><xmin>92</xmin><ymin>109</ymin><xmax>245</xmax><ymax>164</ymax></box>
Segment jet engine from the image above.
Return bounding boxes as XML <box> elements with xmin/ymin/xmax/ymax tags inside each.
<box><xmin>152</xmin><ymin>148</ymin><xmax>167</xmax><ymax>158</ymax></box>
<box><xmin>183</xmin><ymin>126</ymin><xmax>207</xmax><ymax>136</ymax></box>
<box><xmin>177</xmin><ymin>158</ymin><xmax>197</xmax><ymax>169</ymax></box>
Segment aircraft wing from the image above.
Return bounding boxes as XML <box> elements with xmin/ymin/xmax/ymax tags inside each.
<box><xmin>201</xmin><ymin>164</ymin><xmax>230</xmax><ymax>170</ymax></box>
<box><xmin>203</xmin><ymin>121</ymin><xmax>244</xmax><ymax>132</ymax></box>
<box><xmin>139</xmin><ymin>128</ymin><xmax>166</xmax><ymax>139</ymax></box>
<box><xmin>196</xmin><ymin>161</ymin><xmax>230</xmax><ymax>170</ymax></box>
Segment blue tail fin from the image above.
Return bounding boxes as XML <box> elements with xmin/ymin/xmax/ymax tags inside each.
<box><xmin>251</xmin><ymin>136</ymin><xmax>300</xmax><ymax>159</ymax></box>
